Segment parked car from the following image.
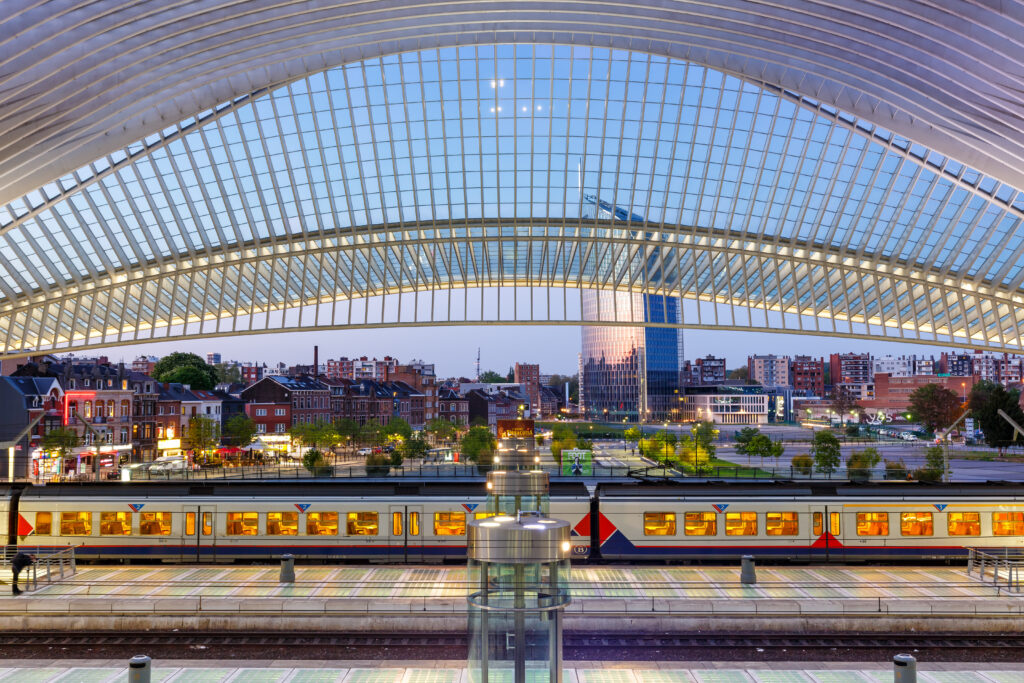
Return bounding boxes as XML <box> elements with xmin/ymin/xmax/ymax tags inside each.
<box><xmin>356</xmin><ymin>448</ymin><xmax>373</xmax><ymax>456</ymax></box>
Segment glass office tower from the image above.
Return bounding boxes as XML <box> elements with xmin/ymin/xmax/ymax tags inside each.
<box><xmin>579</xmin><ymin>195</ymin><xmax>684</xmax><ymax>423</ymax></box>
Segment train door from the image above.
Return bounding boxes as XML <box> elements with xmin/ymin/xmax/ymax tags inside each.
<box><xmin>182</xmin><ymin>505</ymin><xmax>217</xmax><ymax>562</ymax></box>
<box><xmin>388</xmin><ymin>505</ymin><xmax>423</xmax><ymax>563</ymax></box>
<box><xmin>810</xmin><ymin>506</ymin><xmax>844</xmax><ymax>562</ymax></box>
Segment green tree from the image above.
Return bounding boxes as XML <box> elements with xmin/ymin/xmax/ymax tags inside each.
<box><xmin>291</xmin><ymin>420</ymin><xmax>341</xmax><ymax>452</ymax></box>
<box><xmin>810</xmin><ymin>429</ymin><xmax>841</xmax><ymax>475</ymax></box>
<box><xmin>183</xmin><ymin>415</ymin><xmax>219</xmax><ymax>455</ymax></box>
<box><xmin>884</xmin><ymin>459</ymin><xmax>908</xmax><ymax>480</ymax></box>
<box><xmin>381</xmin><ymin>417</ymin><xmax>413</xmax><ymax>441</ymax></box>
<box><xmin>460</xmin><ymin>426</ymin><xmax>497</xmax><ymax>467</ymax></box>
<box><xmin>213</xmin><ymin>363</ymin><xmax>242</xmax><ymax>384</ymax></box>
<box><xmin>223</xmin><ymin>413</ymin><xmax>256</xmax><ymax>447</ymax></box>
<box><xmin>908</xmin><ymin>383</ymin><xmax>962</xmax><ymax>434</ymax></box>
<box><xmin>153</xmin><ymin>352</ymin><xmax>218</xmax><ymax>390</ymax></box>
<box><xmin>827</xmin><ymin>388</ymin><xmax>861</xmax><ymax>425</ymax></box>
<box><xmin>747</xmin><ymin>433</ymin><xmax>784</xmax><ymax>466</ymax></box>
<box><xmin>302</xmin><ymin>448</ymin><xmax>331</xmax><ymax>475</ymax></box>
<box><xmin>675</xmin><ymin>434</ymin><xmax>712</xmax><ymax>471</ymax></box>
<box><xmin>41</xmin><ymin>427</ymin><xmax>79</xmax><ymax>460</ymax></box>
<box><xmin>691</xmin><ymin>421</ymin><xmax>718</xmax><ymax>458</ymax></box>
<box><xmin>846</xmin><ymin>446</ymin><xmax>881</xmax><ymax>481</ymax></box>
<box><xmin>969</xmin><ymin>380</ymin><xmax>1024</xmax><ymax>455</ymax></box>
<box><xmin>399</xmin><ymin>436</ymin><xmax>429</xmax><ymax>462</ymax></box>
<box><xmin>365</xmin><ymin>452</ymin><xmax>391</xmax><ymax>476</ymax></box>
<box><xmin>623</xmin><ymin>427</ymin><xmax>641</xmax><ymax>443</ymax></box>
<box><xmin>549</xmin><ymin>423</ymin><xmax>578</xmax><ymax>465</ymax></box>
<box><xmin>334</xmin><ymin>418</ymin><xmax>360</xmax><ymax>452</ymax></box>
<box><xmin>358</xmin><ymin>419</ymin><xmax>384</xmax><ymax>446</ymax></box>
<box><xmin>727</xmin><ymin>366</ymin><xmax>750</xmax><ymax>381</ymax></box>
<box><xmin>733</xmin><ymin>427</ymin><xmax>760</xmax><ymax>458</ymax></box>
<box><xmin>640</xmin><ymin>429</ymin><xmax>677</xmax><ymax>463</ymax></box>
<box><xmin>425</xmin><ymin>418</ymin><xmax>458</xmax><ymax>444</ymax></box>
<box><xmin>913</xmin><ymin>445</ymin><xmax>947</xmax><ymax>483</ymax></box>
<box><xmin>479</xmin><ymin>370</ymin><xmax>505</xmax><ymax>383</ymax></box>
<box><xmin>159</xmin><ymin>365</ymin><xmax>217</xmax><ymax>390</ymax></box>
<box><xmin>791</xmin><ymin>454</ymin><xmax>813</xmax><ymax>475</ymax></box>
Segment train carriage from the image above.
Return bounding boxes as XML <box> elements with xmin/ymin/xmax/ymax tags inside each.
<box><xmin>595</xmin><ymin>482</ymin><xmax>1024</xmax><ymax>561</ymax></box>
<box><xmin>13</xmin><ymin>481</ymin><xmax>593</xmax><ymax>562</ymax></box>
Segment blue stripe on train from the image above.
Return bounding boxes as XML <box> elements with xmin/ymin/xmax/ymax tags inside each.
<box><xmin>36</xmin><ymin>544</ymin><xmax>470</xmax><ymax>558</ymax></box>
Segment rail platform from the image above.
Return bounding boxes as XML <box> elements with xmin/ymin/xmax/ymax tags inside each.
<box><xmin>2</xmin><ymin>564</ymin><xmax>1022</xmax><ymax>634</ymax></box>
<box><xmin>0</xmin><ymin>661</ymin><xmax>1022</xmax><ymax>682</ymax></box>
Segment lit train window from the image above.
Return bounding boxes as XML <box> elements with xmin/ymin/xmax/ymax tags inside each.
<box><xmin>268</xmin><ymin>512</ymin><xmax>299</xmax><ymax>536</ymax></box>
<box><xmin>185</xmin><ymin>513</ymin><xmax>196</xmax><ymax>536</ymax></box>
<box><xmin>900</xmin><ymin>512</ymin><xmax>933</xmax><ymax>536</ymax></box>
<box><xmin>684</xmin><ymin>511</ymin><xmax>717</xmax><ymax>536</ymax></box>
<box><xmin>226</xmin><ymin>512</ymin><xmax>258</xmax><ymax>536</ymax></box>
<box><xmin>830</xmin><ymin>512</ymin><xmax>841</xmax><ymax>536</ymax></box>
<box><xmin>347</xmin><ymin>512</ymin><xmax>379</xmax><ymax>536</ymax></box>
<box><xmin>434</xmin><ymin>512</ymin><xmax>466</xmax><ymax>536</ymax></box>
<box><xmin>35</xmin><ymin>512</ymin><xmax>51</xmax><ymax>535</ymax></box>
<box><xmin>643</xmin><ymin>512</ymin><xmax>676</xmax><ymax>536</ymax></box>
<box><xmin>140</xmin><ymin>512</ymin><xmax>172</xmax><ymax>536</ymax></box>
<box><xmin>475</xmin><ymin>512</ymin><xmax>496</xmax><ymax>520</ymax></box>
<box><xmin>308</xmin><ymin>512</ymin><xmax>338</xmax><ymax>536</ymax></box>
<box><xmin>766</xmin><ymin>512</ymin><xmax>799</xmax><ymax>536</ymax></box>
<box><xmin>725</xmin><ymin>512</ymin><xmax>757</xmax><ymax>536</ymax></box>
<box><xmin>947</xmin><ymin>512</ymin><xmax>980</xmax><ymax>536</ymax></box>
<box><xmin>202</xmin><ymin>512</ymin><xmax>213</xmax><ymax>535</ymax></box>
<box><xmin>409</xmin><ymin>511</ymin><xmax>420</xmax><ymax>536</ymax></box>
<box><xmin>60</xmin><ymin>512</ymin><xmax>92</xmax><ymax>536</ymax></box>
<box><xmin>392</xmin><ymin>512</ymin><xmax>402</xmax><ymax>536</ymax></box>
<box><xmin>812</xmin><ymin>512</ymin><xmax>822</xmax><ymax>536</ymax></box>
<box><xmin>993</xmin><ymin>512</ymin><xmax>1024</xmax><ymax>536</ymax></box>
<box><xmin>100</xmin><ymin>512</ymin><xmax>132</xmax><ymax>536</ymax></box>
<box><xmin>856</xmin><ymin>512</ymin><xmax>888</xmax><ymax>536</ymax></box>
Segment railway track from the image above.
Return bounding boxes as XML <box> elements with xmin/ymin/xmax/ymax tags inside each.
<box><xmin>5</xmin><ymin>631</ymin><xmax>1024</xmax><ymax>655</ymax></box>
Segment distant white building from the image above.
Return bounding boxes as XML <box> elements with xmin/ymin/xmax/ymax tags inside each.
<box><xmin>872</xmin><ymin>355</ymin><xmax>913</xmax><ymax>377</ymax></box>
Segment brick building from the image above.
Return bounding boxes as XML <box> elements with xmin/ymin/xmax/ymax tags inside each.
<box><xmin>437</xmin><ymin>387</ymin><xmax>470</xmax><ymax>427</ymax></box>
<box><xmin>513</xmin><ymin>363</ymin><xmax>542</xmax><ymax>417</ymax></box>
<box><xmin>791</xmin><ymin>356</ymin><xmax>825</xmax><ymax>397</ymax></box>
<box><xmin>861</xmin><ymin>374</ymin><xmax>977</xmax><ymax>419</ymax></box>
<box><xmin>241</xmin><ymin>376</ymin><xmax>331</xmax><ymax>431</ymax></box>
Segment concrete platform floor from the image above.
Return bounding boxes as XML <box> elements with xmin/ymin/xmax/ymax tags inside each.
<box><xmin>0</xmin><ymin>662</ymin><xmax>1021</xmax><ymax>682</ymax></box>
<box><xmin>13</xmin><ymin>565</ymin><xmax>1017</xmax><ymax>601</ymax></box>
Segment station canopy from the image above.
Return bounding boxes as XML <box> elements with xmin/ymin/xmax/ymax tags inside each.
<box><xmin>1</xmin><ymin>4</ymin><xmax>1024</xmax><ymax>355</ymax></box>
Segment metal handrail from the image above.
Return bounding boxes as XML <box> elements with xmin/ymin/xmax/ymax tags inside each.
<box><xmin>2</xmin><ymin>546</ymin><xmax>78</xmax><ymax>592</ymax></box>
<box><xmin>966</xmin><ymin>547</ymin><xmax>1024</xmax><ymax>592</ymax></box>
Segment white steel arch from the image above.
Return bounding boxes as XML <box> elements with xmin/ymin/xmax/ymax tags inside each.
<box><xmin>2</xmin><ymin>41</ymin><xmax>1024</xmax><ymax>357</ymax></box>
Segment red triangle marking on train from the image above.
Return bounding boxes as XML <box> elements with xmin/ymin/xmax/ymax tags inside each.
<box><xmin>17</xmin><ymin>514</ymin><xmax>33</xmax><ymax>537</ymax></box>
<box><xmin>811</xmin><ymin>532</ymin><xmax>843</xmax><ymax>548</ymax></box>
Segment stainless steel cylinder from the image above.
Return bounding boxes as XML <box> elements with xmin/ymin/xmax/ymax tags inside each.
<box><xmin>486</xmin><ymin>470</ymin><xmax>549</xmax><ymax>497</ymax></box>
<box><xmin>468</xmin><ymin>517</ymin><xmax>571</xmax><ymax>564</ymax></box>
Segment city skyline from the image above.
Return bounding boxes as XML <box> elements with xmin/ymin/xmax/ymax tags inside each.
<box><xmin>67</xmin><ymin>326</ymin><xmax>964</xmax><ymax>379</ymax></box>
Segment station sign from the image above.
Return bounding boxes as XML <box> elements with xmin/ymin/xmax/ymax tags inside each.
<box><xmin>497</xmin><ymin>419</ymin><xmax>534</xmax><ymax>439</ymax></box>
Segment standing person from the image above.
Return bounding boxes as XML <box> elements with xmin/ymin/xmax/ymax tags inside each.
<box><xmin>11</xmin><ymin>552</ymin><xmax>34</xmax><ymax>595</ymax></box>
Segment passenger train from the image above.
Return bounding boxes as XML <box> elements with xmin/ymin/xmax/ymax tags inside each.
<box><xmin>2</xmin><ymin>480</ymin><xmax>1022</xmax><ymax>562</ymax></box>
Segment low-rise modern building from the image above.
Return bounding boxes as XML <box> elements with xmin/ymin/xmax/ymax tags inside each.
<box><xmin>677</xmin><ymin>386</ymin><xmax>769</xmax><ymax>425</ymax></box>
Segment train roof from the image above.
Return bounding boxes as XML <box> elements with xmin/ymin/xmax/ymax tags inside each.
<box><xmin>595</xmin><ymin>480</ymin><xmax>1024</xmax><ymax>498</ymax></box>
<box><xmin>18</xmin><ymin>479</ymin><xmax>591</xmax><ymax>499</ymax></box>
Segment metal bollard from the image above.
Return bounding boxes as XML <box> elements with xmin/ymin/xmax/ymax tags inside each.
<box><xmin>279</xmin><ymin>553</ymin><xmax>295</xmax><ymax>583</ymax></box>
<box><xmin>740</xmin><ymin>555</ymin><xmax>756</xmax><ymax>584</ymax></box>
<box><xmin>893</xmin><ymin>653</ymin><xmax>916</xmax><ymax>683</ymax></box>
<box><xmin>128</xmin><ymin>654</ymin><xmax>152</xmax><ymax>683</ymax></box>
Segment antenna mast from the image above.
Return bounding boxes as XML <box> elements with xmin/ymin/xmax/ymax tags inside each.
<box><xmin>475</xmin><ymin>348</ymin><xmax>481</xmax><ymax>382</ymax></box>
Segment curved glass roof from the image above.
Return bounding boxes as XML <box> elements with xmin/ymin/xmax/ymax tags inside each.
<box><xmin>1</xmin><ymin>44</ymin><xmax>1024</xmax><ymax>354</ymax></box>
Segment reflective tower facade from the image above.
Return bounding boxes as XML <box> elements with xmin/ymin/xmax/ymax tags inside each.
<box><xmin>580</xmin><ymin>197</ymin><xmax>684</xmax><ymax>422</ymax></box>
